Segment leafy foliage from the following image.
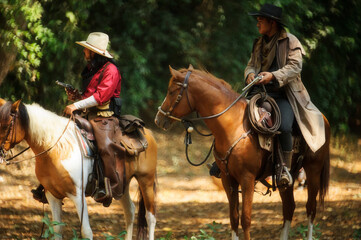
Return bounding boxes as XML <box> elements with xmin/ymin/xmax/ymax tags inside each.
<box><xmin>36</xmin><ymin>213</ymin><xmax>66</xmax><ymax>240</ymax></box>
<box><xmin>0</xmin><ymin>0</ymin><xmax>360</xmax><ymax>131</ymax></box>
<box><xmin>102</xmin><ymin>230</ymin><xmax>127</xmax><ymax>240</ymax></box>
<box><xmin>289</xmin><ymin>223</ymin><xmax>322</xmax><ymax>240</ymax></box>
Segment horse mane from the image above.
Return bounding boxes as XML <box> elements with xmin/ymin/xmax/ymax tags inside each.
<box><xmin>178</xmin><ymin>68</ymin><xmax>234</xmax><ymax>92</ymax></box>
<box><xmin>24</xmin><ymin>103</ymin><xmax>73</xmax><ymax>148</ymax></box>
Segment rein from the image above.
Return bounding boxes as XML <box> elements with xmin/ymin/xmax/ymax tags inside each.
<box><xmin>157</xmin><ymin>71</ymin><xmax>263</xmax><ymax>166</ymax></box>
<box><xmin>2</xmin><ymin>115</ymin><xmax>74</xmax><ymax>165</ymax></box>
<box><xmin>157</xmin><ymin>74</ymin><xmax>263</xmax><ymax>123</ymax></box>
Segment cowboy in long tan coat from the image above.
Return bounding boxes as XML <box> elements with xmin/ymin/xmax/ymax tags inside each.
<box><xmin>243</xmin><ymin>4</ymin><xmax>325</xmax><ymax>186</ymax></box>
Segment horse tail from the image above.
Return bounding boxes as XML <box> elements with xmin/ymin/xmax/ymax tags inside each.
<box><xmin>136</xmin><ymin>181</ymin><xmax>157</xmax><ymax>240</ymax></box>
<box><xmin>319</xmin><ymin>115</ymin><xmax>331</xmax><ymax>206</ymax></box>
<box><xmin>136</xmin><ymin>187</ymin><xmax>147</xmax><ymax>240</ymax></box>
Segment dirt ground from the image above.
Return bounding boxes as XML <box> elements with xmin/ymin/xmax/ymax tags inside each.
<box><xmin>0</xmin><ymin>127</ymin><xmax>361</xmax><ymax>240</ymax></box>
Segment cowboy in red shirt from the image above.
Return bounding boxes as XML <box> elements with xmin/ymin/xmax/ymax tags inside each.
<box><xmin>65</xmin><ymin>32</ymin><xmax>121</xmax><ymax>114</ymax></box>
<box><xmin>33</xmin><ymin>32</ymin><xmax>123</xmax><ymax>207</ymax></box>
<box><xmin>68</xmin><ymin>32</ymin><xmax>123</xmax><ymax>207</ymax></box>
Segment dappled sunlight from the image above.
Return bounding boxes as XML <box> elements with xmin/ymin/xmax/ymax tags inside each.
<box><xmin>0</xmin><ymin>129</ymin><xmax>360</xmax><ymax>239</ymax></box>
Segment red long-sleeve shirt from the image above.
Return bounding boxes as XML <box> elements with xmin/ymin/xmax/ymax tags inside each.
<box><xmin>82</xmin><ymin>62</ymin><xmax>121</xmax><ymax>105</ymax></box>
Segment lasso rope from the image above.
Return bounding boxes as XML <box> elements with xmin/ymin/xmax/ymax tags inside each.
<box><xmin>247</xmin><ymin>92</ymin><xmax>281</xmax><ymax>135</ymax></box>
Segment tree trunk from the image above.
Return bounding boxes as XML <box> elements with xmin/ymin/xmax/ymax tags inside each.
<box><xmin>0</xmin><ymin>44</ymin><xmax>17</xmax><ymax>86</ymax></box>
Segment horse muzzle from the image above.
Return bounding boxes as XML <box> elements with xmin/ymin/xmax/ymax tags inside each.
<box><xmin>0</xmin><ymin>147</ymin><xmax>9</xmax><ymax>164</ymax></box>
<box><xmin>154</xmin><ymin>111</ymin><xmax>173</xmax><ymax>131</ymax></box>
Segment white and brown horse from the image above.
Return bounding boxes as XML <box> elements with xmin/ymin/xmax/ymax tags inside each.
<box><xmin>0</xmin><ymin>98</ymin><xmax>157</xmax><ymax>240</ymax></box>
<box><xmin>155</xmin><ymin>66</ymin><xmax>330</xmax><ymax>240</ymax></box>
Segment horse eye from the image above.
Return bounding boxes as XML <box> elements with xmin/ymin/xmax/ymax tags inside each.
<box><xmin>168</xmin><ymin>85</ymin><xmax>180</xmax><ymax>96</ymax></box>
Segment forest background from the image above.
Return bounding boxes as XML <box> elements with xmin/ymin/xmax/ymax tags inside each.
<box><xmin>1</xmin><ymin>0</ymin><xmax>360</xmax><ymax>136</ymax></box>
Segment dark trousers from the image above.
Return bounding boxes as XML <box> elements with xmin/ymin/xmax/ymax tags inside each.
<box><xmin>275</xmin><ymin>97</ymin><xmax>294</xmax><ymax>151</ymax></box>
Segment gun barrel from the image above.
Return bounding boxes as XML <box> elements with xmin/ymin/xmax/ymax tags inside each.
<box><xmin>55</xmin><ymin>80</ymin><xmax>73</xmax><ymax>90</ymax></box>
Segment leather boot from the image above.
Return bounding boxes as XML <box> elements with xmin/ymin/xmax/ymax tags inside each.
<box><xmin>279</xmin><ymin>151</ymin><xmax>293</xmax><ymax>187</ymax></box>
<box><xmin>208</xmin><ymin>162</ymin><xmax>221</xmax><ymax>178</ymax></box>
<box><xmin>102</xmin><ymin>148</ymin><xmax>124</xmax><ymax>199</ymax></box>
<box><xmin>31</xmin><ymin>184</ymin><xmax>48</xmax><ymax>204</ymax></box>
<box><xmin>90</xmin><ymin>116</ymin><xmax>124</xmax><ymax>205</ymax></box>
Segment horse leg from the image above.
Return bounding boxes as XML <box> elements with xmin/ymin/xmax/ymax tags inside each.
<box><xmin>137</xmin><ymin>176</ymin><xmax>157</xmax><ymax>240</ymax></box>
<box><xmin>279</xmin><ymin>186</ymin><xmax>296</xmax><ymax>240</ymax></box>
<box><xmin>221</xmin><ymin>175</ymin><xmax>240</xmax><ymax>240</ymax></box>
<box><xmin>45</xmin><ymin>192</ymin><xmax>64</xmax><ymax>240</ymax></box>
<box><xmin>119</xmin><ymin>186</ymin><xmax>135</xmax><ymax>240</ymax></box>
<box><xmin>240</xmin><ymin>177</ymin><xmax>256</xmax><ymax>240</ymax></box>
<box><xmin>68</xmin><ymin>191</ymin><xmax>93</xmax><ymax>240</ymax></box>
<box><xmin>303</xmin><ymin>165</ymin><xmax>321</xmax><ymax>240</ymax></box>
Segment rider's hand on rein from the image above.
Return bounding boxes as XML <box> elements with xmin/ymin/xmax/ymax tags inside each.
<box><xmin>64</xmin><ymin>104</ymin><xmax>77</xmax><ymax>116</ymax></box>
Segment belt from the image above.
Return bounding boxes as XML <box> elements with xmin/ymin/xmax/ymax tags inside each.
<box><xmin>89</xmin><ymin>101</ymin><xmax>114</xmax><ymax>117</ymax></box>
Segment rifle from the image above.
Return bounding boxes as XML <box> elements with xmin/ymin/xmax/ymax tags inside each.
<box><xmin>55</xmin><ymin>80</ymin><xmax>75</xmax><ymax>91</ymax></box>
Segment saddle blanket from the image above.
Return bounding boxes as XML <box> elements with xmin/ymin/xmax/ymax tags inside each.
<box><xmin>75</xmin><ymin>126</ymin><xmax>95</xmax><ymax>158</ymax></box>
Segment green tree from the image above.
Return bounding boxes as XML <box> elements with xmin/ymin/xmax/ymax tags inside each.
<box><xmin>0</xmin><ymin>0</ymin><xmax>360</xmax><ymax>132</ymax></box>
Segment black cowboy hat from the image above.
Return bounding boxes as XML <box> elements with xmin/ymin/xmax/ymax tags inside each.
<box><xmin>248</xmin><ymin>3</ymin><xmax>286</xmax><ymax>26</ymax></box>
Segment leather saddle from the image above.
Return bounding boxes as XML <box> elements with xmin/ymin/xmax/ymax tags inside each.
<box><xmin>257</xmin><ymin>102</ymin><xmax>274</xmax><ymax>128</ymax></box>
<box><xmin>116</xmin><ymin>115</ymin><xmax>148</xmax><ymax>156</ymax></box>
<box><xmin>247</xmin><ymin>94</ymin><xmax>280</xmax><ymax>152</ymax></box>
<box><xmin>74</xmin><ymin>114</ymin><xmax>148</xmax><ymax>156</ymax></box>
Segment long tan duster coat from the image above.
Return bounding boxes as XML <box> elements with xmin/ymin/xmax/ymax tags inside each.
<box><xmin>244</xmin><ymin>31</ymin><xmax>325</xmax><ymax>152</ymax></box>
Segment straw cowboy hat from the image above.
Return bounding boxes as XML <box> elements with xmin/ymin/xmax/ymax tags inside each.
<box><xmin>248</xmin><ymin>3</ymin><xmax>286</xmax><ymax>26</ymax></box>
<box><xmin>76</xmin><ymin>32</ymin><xmax>113</xmax><ymax>58</ymax></box>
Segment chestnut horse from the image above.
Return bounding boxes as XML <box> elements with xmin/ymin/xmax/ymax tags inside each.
<box><xmin>155</xmin><ymin>66</ymin><xmax>330</xmax><ymax>240</ymax></box>
<box><xmin>0</xmin><ymin>99</ymin><xmax>157</xmax><ymax>240</ymax></box>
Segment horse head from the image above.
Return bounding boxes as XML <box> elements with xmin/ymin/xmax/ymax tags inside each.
<box><xmin>0</xmin><ymin>99</ymin><xmax>29</xmax><ymax>154</ymax></box>
<box><xmin>155</xmin><ymin>65</ymin><xmax>196</xmax><ymax>130</ymax></box>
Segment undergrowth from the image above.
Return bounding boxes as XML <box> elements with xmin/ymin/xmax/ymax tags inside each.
<box><xmin>289</xmin><ymin>223</ymin><xmax>322</xmax><ymax>240</ymax></box>
<box><xmin>34</xmin><ymin>216</ymin><xmax>326</xmax><ymax>240</ymax></box>
<box><xmin>331</xmin><ymin>134</ymin><xmax>361</xmax><ymax>162</ymax></box>
<box><xmin>33</xmin><ymin>217</ymin><xmax>223</xmax><ymax>240</ymax></box>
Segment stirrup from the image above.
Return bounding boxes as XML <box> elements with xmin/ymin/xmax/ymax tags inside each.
<box><xmin>279</xmin><ymin>167</ymin><xmax>293</xmax><ymax>188</ymax></box>
<box><xmin>93</xmin><ymin>177</ymin><xmax>113</xmax><ymax>206</ymax></box>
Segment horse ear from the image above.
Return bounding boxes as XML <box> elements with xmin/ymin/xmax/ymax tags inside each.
<box><xmin>169</xmin><ymin>65</ymin><xmax>182</xmax><ymax>79</ymax></box>
<box><xmin>11</xmin><ymin>100</ymin><xmax>22</xmax><ymax>113</ymax></box>
<box><xmin>0</xmin><ymin>98</ymin><xmax>6</xmax><ymax>107</ymax></box>
<box><xmin>188</xmin><ymin>64</ymin><xmax>194</xmax><ymax>70</ymax></box>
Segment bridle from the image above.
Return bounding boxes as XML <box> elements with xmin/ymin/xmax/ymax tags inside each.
<box><xmin>0</xmin><ymin>108</ymin><xmax>74</xmax><ymax>165</ymax></box>
<box><xmin>0</xmin><ymin>111</ymin><xmax>23</xmax><ymax>160</ymax></box>
<box><xmin>156</xmin><ymin>72</ymin><xmax>264</xmax><ymax>166</ymax></box>
<box><xmin>157</xmin><ymin>71</ymin><xmax>263</xmax><ymax>124</ymax></box>
<box><xmin>157</xmin><ymin>70</ymin><xmax>193</xmax><ymax>122</ymax></box>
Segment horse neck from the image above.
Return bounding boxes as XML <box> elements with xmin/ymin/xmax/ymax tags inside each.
<box><xmin>189</xmin><ymin>77</ymin><xmax>248</xmax><ymax>141</ymax></box>
<box><xmin>24</xmin><ymin>104</ymin><xmax>73</xmax><ymax>154</ymax></box>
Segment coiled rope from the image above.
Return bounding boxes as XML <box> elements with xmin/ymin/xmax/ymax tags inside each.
<box><xmin>247</xmin><ymin>92</ymin><xmax>281</xmax><ymax>135</ymax></box>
